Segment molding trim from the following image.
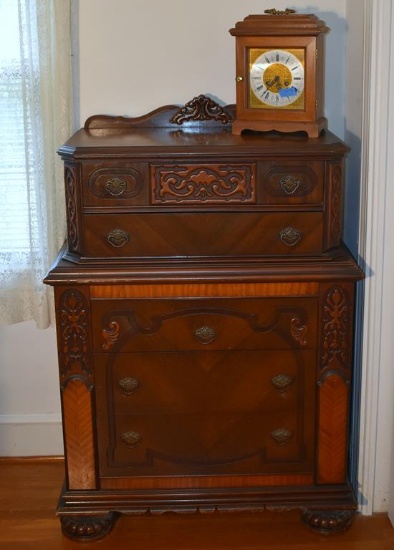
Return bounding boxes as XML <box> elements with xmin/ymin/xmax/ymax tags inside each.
<box><xmin>357</xmin><ymin>0</ymin><xmax>393</xmax><ymax>516</ymax></box>
<box><xmin>0</xmin><ymin>414</ymin><xmax>62</xmax><ymax>424</ymax></box>
<box><xmin>0</xmin><ymin>416</ymin><xmax>63</xmax><ymax>457</ymax></box>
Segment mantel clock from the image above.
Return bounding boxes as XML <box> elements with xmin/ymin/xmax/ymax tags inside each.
<box><xmin>230</xmin><ymin>10</ymin><xmax>328</xmax><ymax>137</ymax></box>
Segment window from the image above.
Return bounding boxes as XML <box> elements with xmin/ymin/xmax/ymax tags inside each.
<box><xmin>0</xmin><ymin>0</ymin><xmax>71</xmax><ymax>328</ymax></box>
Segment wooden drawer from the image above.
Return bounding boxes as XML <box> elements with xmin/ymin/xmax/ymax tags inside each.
<box><xmin>81</xmin><ymin>211</ymin><xmax>324</xmax><ymax>258</ymax></box>
<box><xmin>259</xmin><ymin>161</ymin><xmax>324</xmax><ymax>206</ymax></box>
<box><xmin>82</xmin><ymin>162</ymin><xmax>149</xmax><ymax>207</ymax></box>
<box><xmin>97</xmin><ymin>408</ymin><xmax>314</xmax><ymax>477</ymax></box>
<box><xmin>94</xmin><ymin>349</ymin><xmax>317</xmax><ymax>416</ymax></box>
<box><xmin>82</xmin><ymin>160</ymin><xmax>323</xmax><ymax>208</ymax></box>
<box><xmin>92</xmin><ymin>297</ymin><xmax>318</xmax><ymax>353</ymax></box>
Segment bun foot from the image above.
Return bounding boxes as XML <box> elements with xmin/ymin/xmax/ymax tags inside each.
<box><xmin>301</xmin><ymin>508</ymin><xmax>355</xmax><ymax>534</ymax></box>
<box><xmin>60</xmin><ymin>512</ymin><xmax>119</xmax><ymax>541</ymax></box>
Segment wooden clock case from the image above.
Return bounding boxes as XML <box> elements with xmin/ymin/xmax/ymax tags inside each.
<box><xmin>230</xmin><ymin>13</ymin><xmax>328</xmax><ymax>136</ymax></box>
<box><xmin>45</xmin><ymin>95</ymin><xmax>363</xmax><ymax>541</ymax></box>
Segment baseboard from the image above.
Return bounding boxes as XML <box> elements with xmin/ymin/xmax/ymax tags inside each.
<box><xmin>0</xmin><ymin>414</ymin><xmax>64</xmax><ymax>456</ymax></box>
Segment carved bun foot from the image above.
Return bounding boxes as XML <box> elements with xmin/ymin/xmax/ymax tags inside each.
<box><xmin>60</xmin><ymin>512</ymin><xmax>119</xmax><ymax>541</ymax></box>
<box><xmin>301</xmin><ymin>508</ymin><xmax>355</xmax><ymax>534</ymax></box>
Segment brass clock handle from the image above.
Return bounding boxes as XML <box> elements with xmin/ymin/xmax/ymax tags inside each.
<box><xmin>235</xmin><ymin>76</ymin><xmax>244</xmax><ymax>82</ymax></box>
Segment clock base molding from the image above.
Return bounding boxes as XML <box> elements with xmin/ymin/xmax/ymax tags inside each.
<box><xmin>232</xmin><ymin>116</ymin><xmax>328</xmax><ymax>137</ymax></box>
<box><xmin>57</xmin><ymin>484</ymin><xmax>357</xmax><ymax>541</ymax></box>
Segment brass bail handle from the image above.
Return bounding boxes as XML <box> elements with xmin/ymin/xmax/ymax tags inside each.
<box><xmin>264</xmin><ymin>8</ymin><xmax>296</xmax><ymax>15</ymax></box>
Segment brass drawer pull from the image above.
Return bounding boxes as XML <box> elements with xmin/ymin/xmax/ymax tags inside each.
<box><xmin>119</xmin><ymin>377</ymin><xmax>140</xmax><ymax>394</ymax></box>
<box><xmin>271</xmin><ymin>428</ymin><xmax>292</xmax><ymax>446</ymax></box>
<box><xmin>279</xmin><ymin>226</ymin><xmax>301</xmax><ymax>247</ymax></box>
<box><xmin>105</xmin><ymin>177</ymin><xmax>127</xmax><ymax>196</ymax></box>
<box><xmin>121</xmin><ymin>431</ymin><xmax>141</xmax><ymax>447</ymax></box>
<box><xmin>195</xmin><ymin>325</ymin><xmax>217</xmax><ymax>344</ymax></box>
<box><xmin>271</xmin><ymin>374</ymin><xmax>294</xmax><ymax>393</ymax></box>
<box><xmin>280</xmin><ymin>176</ymin><xmax>301</xmax><ymax>195</ymax></box>
<box><xmin>107</xmin><ymin>228</ymin><xmax>129</xmax><ymax>248</ymax></box>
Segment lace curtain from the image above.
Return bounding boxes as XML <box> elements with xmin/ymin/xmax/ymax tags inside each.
<box><xmin>0</xmin><ymin>0</ymin><xmax>72</xmax><ymax>328</ymax></box>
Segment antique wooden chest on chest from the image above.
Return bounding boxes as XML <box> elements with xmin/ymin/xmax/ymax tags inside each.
<box><xmin>45</xmin><ymin>96</ymin><xmax>363</xmax><ymax>541</ymax></box>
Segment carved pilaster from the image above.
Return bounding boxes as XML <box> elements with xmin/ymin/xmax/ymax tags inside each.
<box><xmin>58</xmin><ymin>289</ymin><xmax>92</xmax><ymax>388</ymax></box>
<box><xmin>320</xmin><ymin>285</ymin><xmax>351</xmax><ymax>378</ymax></box>
<box><xmin>325</xmin><ymin>162</ymin><xmax>343</xmax><ymax>249</ymax></box>
<box><xmin>64</xmin><ymin>164</ymin><xmax>80</xmax><ymax>253</ymax></box>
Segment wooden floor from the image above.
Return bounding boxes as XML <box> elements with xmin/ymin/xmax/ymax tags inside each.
<box><xmin>0</xmin><ymin>458</ymin><xmax>393</xmax><ymax>550</ymax></box>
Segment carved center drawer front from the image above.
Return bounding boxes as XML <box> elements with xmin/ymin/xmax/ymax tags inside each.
<box><xmin>81</xmin><ymin>212</ymin><xmax>324</xmax><ymax>258</ymax></box>
<box><xmin>151</xmin><ymin>163</ymin><xmax>257</xmax><ymax>205</ymax></box>
<box><xmin>92</xmin><ymin>297</ymin><xmax>318</xmax><ymax>353</ymax></box>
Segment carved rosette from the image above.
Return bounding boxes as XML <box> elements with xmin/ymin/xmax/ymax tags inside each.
<box><xmin>102</xmin><ymin>320</ymin><xmax>120</xmax><ymax>350</ymax></box>
<box><xmin>152</xmin><ymin>164</ymin><xmax>256</xmax><ymax>204</ymax></box>
<box><xmin>64</xmin><ymin>165</ymin><xmax>79</xmax><ymax>251</ymax></box>
<box><xmin>321</xmin><ymin>286</ymin><xmax>351</xmax><ymax>375</ymax></box>
<box><xmin>290</xmin><ymin>316</ymin><xmax>308</xmax><ymax>346</ymax></box>
<box><xmin>58</xmin><ymin>289</ymin><xmax>92</xmax><ymax>387</ymax></box>
<box><xmin>170</xmin><ymin>95</ymin><xmax>233</xmax><ymax>125</ymax></box>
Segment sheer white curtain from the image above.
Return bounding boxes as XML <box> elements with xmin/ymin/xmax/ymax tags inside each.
<box><xmin>0</xmin><ymin>0</ymin><xmax>71</xmax><ymax>328</ymax></box>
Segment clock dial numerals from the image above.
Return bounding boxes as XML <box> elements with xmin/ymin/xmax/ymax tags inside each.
<box><xmin>249</xmin><ymin>49</ymin><xmax>305</xmax><ymax>109</ymax></box>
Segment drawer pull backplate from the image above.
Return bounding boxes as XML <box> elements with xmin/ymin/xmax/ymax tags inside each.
<box><xmin>279</xmin><ymin>226</ymin><xmax>301</xmax><ymax>247</ymax></box>
<box><xmin>194</xmin><ymin>325</ymin><xmax>217</xmax><ymax>344</ymax></box>
<box><xmin>107</xmin><ymin>229</ymin><xmax>130</xmax><ymax>248</ymax></box>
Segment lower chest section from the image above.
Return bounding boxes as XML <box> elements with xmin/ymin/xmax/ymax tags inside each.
<box><xmin>56</xmin><ymin>281</ymin><xmax>355</xmax><ymax>492</ymax></box>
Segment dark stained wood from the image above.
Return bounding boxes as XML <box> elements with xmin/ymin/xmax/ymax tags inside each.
<box><xmin>44</xmin><ymin>97</ymin><xmax>364</xmax><ymax>540</ymax></box>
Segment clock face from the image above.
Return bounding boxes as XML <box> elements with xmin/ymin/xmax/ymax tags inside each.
<box><xmin>249</xmin><ymin>48</ymin><xmax>305</xmax><ymax>110</ymax></box>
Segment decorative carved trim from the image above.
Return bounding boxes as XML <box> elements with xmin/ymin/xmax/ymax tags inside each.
<box><xmin>60</xmin><ymin>512</ymin><xmax>119</xmax><ymax>541</ymax></box>
<box><xmin>300</xmin><ymin>508</ymin><xmax>354</xmax><ymax>534</ymax></box>
<box><xmin>170</xmin><ymin>95</ymin><xmax>233</xmax><ymax>125</ymax></box>
<box><xmin>64</xmin><ymin>165</ymin><xmax>79</xmax><ymax>251</ymax></box>
<box><xmin>265</xmin><ymin>8</ymin><xmax>296</xmax><ymax>15</ymax></box>
<box><xmin>102</xmin><ymin>321</ymin><xmax>120</xmax><ymax>350</ymax></box>
<box><xmin>58</xmin><ymin>290</ymin><xmax>92</xmax><ymax>385</ymax></box>
<box><xmin>321</xmin><ymin>286</ymin><xmax>351</xmax><ymax>373</ymax></box>
<box><xmin>328</xmin><ymin>163</ymin><xmax>342</xmax><ymax>247</ymax></box>
<box><xmin>291</xmin><ymin>316</ymin><xmax>308</xmax><ymax>346</ymax></box>
<box><xmin>152</xmin><ymin>164</ymin><xmax>256</xmax><ymax>204</ymax></box>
